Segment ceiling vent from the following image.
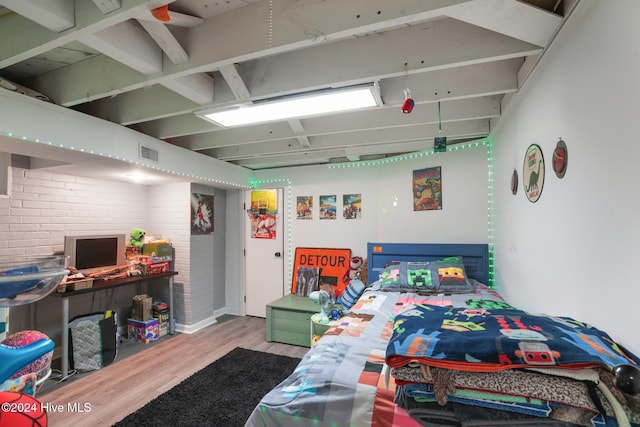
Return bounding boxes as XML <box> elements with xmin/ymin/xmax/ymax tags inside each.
<box><xmin>139</xmin><ymin>144</ymin><xmax>159</xmax><ymax>162</ymax></box>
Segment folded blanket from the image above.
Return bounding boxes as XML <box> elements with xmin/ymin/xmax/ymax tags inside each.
<box><xmin>386</xmin><ymin>305</ymin><xmax>640</xmax><ymax>372</ymax></box>
<box><xmin>395</xmin><ymin>386</ymin><xmax>611</xmax><ymax>427</ymax></box>
<box><xmin>391</xmin><ymin>366</ymin><xmax>603</xmax><ymax>412</ymax></box>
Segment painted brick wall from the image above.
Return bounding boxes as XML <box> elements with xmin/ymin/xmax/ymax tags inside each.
<box><xmin>147</xmin><ymin>183</ymin><xmax>191</xmax><ymax>325</ymax></box>
<box><xmin>0</xmin><ymin>168</ymin><xmax>147</xmax><ymax>259</ymax></box>
<box><xmin>0</xmin><ymin>166</ymin><xmax>218</xmax><ymax>341</ymax></box>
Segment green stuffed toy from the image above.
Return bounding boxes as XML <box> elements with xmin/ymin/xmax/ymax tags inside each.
<box><xmin>129</xmin><ymin>228</ymin><xmax>146</xmax><ymax>248</ymax></box>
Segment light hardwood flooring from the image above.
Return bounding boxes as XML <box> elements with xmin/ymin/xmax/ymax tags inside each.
<box><xmin>37</xmin><ymin>315</ymin><xmax>309</xmax><ymax>427</ymax></box>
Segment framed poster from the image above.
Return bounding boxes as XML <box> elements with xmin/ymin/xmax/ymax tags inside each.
<box><xmin>319</xmin><ymin>195</ymin><xmax>337</xmax><ymax>219</ymax></box>
<box><xmin>248</xmin><ymin>189</ymin><xmax>278</xmax><ymax>239</ymax></box>
<box><xmin>343</xmin><ymin>194</ymin><xmax>362</xmax><ymax>219</ymax></box>
<box><xmin>296</xmin><ymin>196</ymin><xmax>313</xmax><ymax>220</ymax></box>
<box><xmin>523</xmin><ymin>144</ymin><xmax>545</xmax><ymax>203</ymax></box>
<box><xmin>413</xmin><ymin>166</ymin><xmax>442</xmax><ymax>211</ymax></box>
<box><xmin>249</xmin><ymin>189</ymin><xmax>278</xmax><ymax>214</ymax></box>
<box><xmin>191</xmin><ymin>193</ymin><xmax>214</xmax><ymax>235</ymax></box>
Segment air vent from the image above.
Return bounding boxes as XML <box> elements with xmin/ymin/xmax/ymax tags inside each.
<box><xmin>139</xmin><ymin>145</ymin><xmax>159</xmax><ymax>162</ymax></box>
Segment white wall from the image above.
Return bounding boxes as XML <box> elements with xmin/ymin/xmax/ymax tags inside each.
<box><xmin>148</xmin><ymin>182</ymin><xmax>191</xmax><ymax>325</ymax></box>
<box><xmin>492</xmin><ymin>0</ymin><xmax>639</xmax><ymax>355</ymax></box>
<box><xmin>1</xmin><ymin>167</ymin><xmax>224</xmax><ymax>342</ymax></box>
<box><xmin>3</xmin><ymin>166</ymin><xmax>151</xmax><ymax>341</ymax></box>
<box><xmin>254</xmin><ymin>143</ymin><xmax>489</xmax><ymax>290</ymax></box>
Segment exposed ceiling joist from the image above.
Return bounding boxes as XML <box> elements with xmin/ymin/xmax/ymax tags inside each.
<box><xmin>91</xmin><ymin>0</ymin><xmax>122</xmax><ymax>15</ymax></box>
<box><xmin>0</xmin><ymin>0</ymin><xmax>74</xmax><ymax>32</ymax></box>
<box><xmin>137</xmin><ymin>19</ymin><xmax>189</xmax><ymax>65</ymax></box>
<box><xmin>0</xmin><ymin>0</ymin><xmax>572</xmax><ymax>172</ymax></box>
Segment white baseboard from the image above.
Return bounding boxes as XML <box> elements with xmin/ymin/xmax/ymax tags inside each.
<box><xmin>174</xmin><ymin>315</ymin><xmax>217</xmax><ymax>334</ymax></box>
<box><xmin>173</xmin><ymin>306</ymin><xmax>241</xmax><ymax>334</ymax></box>
<box><xmin>214</xmin><ymin>306</ymin><xmax>241</xmax><ymax>317</ymax></box>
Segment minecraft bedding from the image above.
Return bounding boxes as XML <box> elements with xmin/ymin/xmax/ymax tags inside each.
<box><xmin>246</xmin><ymin>281</ymin><xmax>640</xmax><ymax>427</ymax></box>
<box><xmin>245</xmin><ymin>284</ymin><xmax>523</xmax><ymax>427</ymax></box>
<box><xmin>385</xmin><ymin>304</ymin><xmax>640</xmax><ymax>426</ymax></box>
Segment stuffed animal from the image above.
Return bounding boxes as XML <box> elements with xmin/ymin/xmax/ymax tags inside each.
<box><xmin>360</xmin><ymin>258</ymin><xmax>368</xmax><ymax>285</ymax></box>
<box><xmin>129</xmin><ymin>228</ymin><xmax>146</xmax><ymax>248</ymax></box>
<box><xmin>342</xmin><ymin>256</ymin><xmax>363</xmax><ymax>283</ymax></box>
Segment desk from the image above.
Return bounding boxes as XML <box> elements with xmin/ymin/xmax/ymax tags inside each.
<box><xmin>48</xmin><ymin>271</ymin><xmax>178</xmax><ymax>381</ymax></box>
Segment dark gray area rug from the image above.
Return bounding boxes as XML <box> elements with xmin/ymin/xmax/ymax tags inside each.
<box><xmin>112</xmin><ymin>347</ymin><xmax>301</xmax><ymax>427</ymax></box>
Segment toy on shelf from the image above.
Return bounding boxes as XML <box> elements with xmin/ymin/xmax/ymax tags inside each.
<box><xmin>129</xmin><ymin>228</ymin><xmax>146</xmax><ymax>248</ymax></box>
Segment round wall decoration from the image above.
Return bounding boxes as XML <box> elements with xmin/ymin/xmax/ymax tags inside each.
<box><xmin>511</xmin><ymin>169</ymin><xmax>518</xmax><ymax>195</ymax></box>
<box><xmin>523</xmin><ymin>144</ymin><xmax>545</xmax><ymax>203</ymax></box>
<box><xmin>553</xmin><ymin>139</ymin><xmax>568</xmax><ymax>178</ymax></box>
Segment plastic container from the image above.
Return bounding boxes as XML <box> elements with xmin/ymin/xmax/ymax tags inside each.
<box><xmin>0</xmin><ymin>256</ymin><xmax>69</xmax><ymax>306</ymax></box>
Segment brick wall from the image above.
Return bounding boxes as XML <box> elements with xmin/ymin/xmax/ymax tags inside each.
<box><xmin>0</xmin><ymin>166</ymin><xmax>222</xmax><ymax>339</ymax></box>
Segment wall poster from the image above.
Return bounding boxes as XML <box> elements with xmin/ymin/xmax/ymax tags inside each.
<box><xmin>343</xmin><ymin>194</ymin><xmax>362</xmax><ymax>219</ymax></box>
<box><xmin>191</xmin><ymin>193</ymin><xmax>214</xmax><ymax>235</ymax></box>
<box><xmin>248</xmin><ymin>189</ymin><xmax>278</xmax><ymax>239</ymax></box>
<box><xmin>296</xmin><ymin>196</ymin><xmax>313</xmax><ymax>220</ymax></box>
<box><xmin>319</xmin><ymin>195</ymin><xmax>337</xmax><ymax>220</ymax></box>
<box><xmin>413</xmin><ymin>166</ymin><xmax>442</xmax><ymax>211</ymax></box>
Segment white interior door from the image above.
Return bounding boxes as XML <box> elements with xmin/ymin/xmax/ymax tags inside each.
<box><xmin>244</xmin><ymin>188</ymin><xmax>284</xmax><ymax>317</ymax></box>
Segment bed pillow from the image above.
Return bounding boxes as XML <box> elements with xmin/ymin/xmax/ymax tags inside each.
<box><xmin>338</xmin><ymin>278</ymin><xmax>366</xmax><ymax>311</ymax></box>
<box><xmin>430</xmin><ymin>256</ymin><xmax>475</xmax><ymax>293</ymax></box>
<box><xmin>376</xmin><ymin>256</ymin><xmax>474</xmax><ymax>294</ymax></box>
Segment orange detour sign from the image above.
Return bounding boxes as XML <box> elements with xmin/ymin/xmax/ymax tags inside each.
<box><xmin>291</xmin><ymin>247</ymin><xmax>351</xmax><ymax>298</ymax></box>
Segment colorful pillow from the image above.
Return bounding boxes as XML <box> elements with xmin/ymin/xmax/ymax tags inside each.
<box><xmin>376</xmin><ymin>256</ymin><xmax>475</xmax><ymax>294</ymax></box>
<box><xmin>338</xmin><ymin>278</ymin><xmax>366</xmax><ymax>311</ymax></box>
<box><xmin>431</xmin><ymin>256</ymin><xmax>475</xmax><ymax>293</ymax></box>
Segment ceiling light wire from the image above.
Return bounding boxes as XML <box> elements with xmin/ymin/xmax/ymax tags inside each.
<box><xmin>268</xmin><ymin>0</ymin><xmax>273</xmax><ymax>48</ymax></box>
<box><xmin>403</xmin><ymin>62</ymin><xmax>411</xmax><ymax>100</ymax></box>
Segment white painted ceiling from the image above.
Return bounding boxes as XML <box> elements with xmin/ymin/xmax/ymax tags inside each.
<box><xmin>0</xmin><ymin>0</ymin><xmax>572</xmax><ymax>174</ymax></box>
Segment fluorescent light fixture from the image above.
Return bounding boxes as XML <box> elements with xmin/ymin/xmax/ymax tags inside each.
<box><xmin>198</xmin><ymin>84</ymin><xmax>381</xmax><ymax>127</ymax></box>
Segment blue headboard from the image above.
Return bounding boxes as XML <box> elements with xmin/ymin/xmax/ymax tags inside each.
<box><xmin>366</xmin><ymin>242</ymin><xmax>490</xmax><ymax>285</ymax></box>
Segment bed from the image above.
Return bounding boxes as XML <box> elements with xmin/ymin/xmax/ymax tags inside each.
<box><xmin>245</xmin><ymin>243</ymin><xmax>640</xmax><ymax>427</ymax></box>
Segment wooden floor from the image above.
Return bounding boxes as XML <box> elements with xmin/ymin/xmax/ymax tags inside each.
<box><xmin>37</xmin><ymin>316</ymin><xmax>309</xmax><ymax>427</ymax></box>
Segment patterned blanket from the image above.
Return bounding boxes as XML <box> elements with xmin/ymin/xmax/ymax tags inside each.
<box><xmin>386</xmin><ymin>305</ymin><xmax>640</xmax><ymax>372</ymax></box>
<box><xmin>245</xmin><ymin>286</ymin><xmax>506</xmax><ymax>427</ymax></box>
<box><xmin>245</xmin><ymin>286</ymin><xmax>640</xmax><ymax>427</ymax></box>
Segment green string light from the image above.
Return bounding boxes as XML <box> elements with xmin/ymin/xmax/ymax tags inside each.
<box><xmin>486</xmin><ymin>136</ymin><xmax>495</xmax><ymax>288</ymax></box>
<box><xmin>249</xmin><ymin>178</ymin><xmax>294</xmax><ymax>291</ymax></box>
<box><xmin>0</xmin><ymin>129</ymin><xmax>252</xmax><ymax>189</ymax></box>
<box><xmin>327</xmin><ymin>139</ymin><xmax>489</xmax><ymax>169</ymax></box>
<box><xmin>326</xmin><ymin>136</ymin><xmax>496</xmax><ymax>287</ymax></box>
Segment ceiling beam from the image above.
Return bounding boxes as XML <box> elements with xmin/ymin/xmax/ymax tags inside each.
<box><xmin>0</xmin><ymin>0</ymin><xmax>173</xmax><ymax>68</ymax></box>
<box><xmin>236</xmin><ymin>18</ymin><xmax>538</xmax><ymax>100</ymax></box>
<box><xmin>149</xmin><ymin>60</ymin><xmax>512</xmax><ymax>140</ymax></box>
<box><xmin>161</xmin><ymin>74</ymin><xmax>214</xmax><ymax>106</ymax></box>
<box><xmin>0</xmin><ymin>0</ymin><xmax>74</xmax><ymax>32</ymax></box>
<box><xmin>81</xmin><ymin>20</ymin><xmax>163</xmax><ymax>74</ymax></box>
<box><xmin>218</xmin><ymin>64</ymin><xmax>251</xmax><ymax>101</ymax></box>
<box><xmin>205</xmin><ymin>120</ymin><xmax>489</xmax><ymax>160</ymax></box>
<box><xmin>446</xmin><ymin>0</ymin><xmax>562</xmax><ymax>47</ymax></box>
<box><xmin>288</xmin><ymin>120</ymin><xmax>311</xmax><ymax>149</ymax></box>
<box><xmin>16</xmin><ymin>0</ymin><xmax>551</xmax><ymax>107</ymax></box>
<box><xmin>170</xmin><ymin>94</ymin><xmax>503</xmax><ymax>152</ymax></box>
<box><xmin>137</xmin><ymin>19</ymin><xmax>189</xmax><ymax>65</ymax></box>
<box><xmin>136</xmin><ymin>9</ymin><xmax>204</xmax><ymax>28</ymax></box>
<box><xmin>91</xmin><ymin>0</ymin><xmax>121</xmax><ymax>15</ymax></box>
